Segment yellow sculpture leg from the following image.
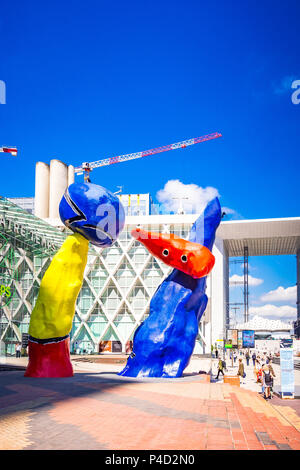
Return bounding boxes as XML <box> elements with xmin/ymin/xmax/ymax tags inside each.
<box><xmin>29</xmin><ymin>233</ymin><xmax>89</xmax><ymax>339</ymax></box>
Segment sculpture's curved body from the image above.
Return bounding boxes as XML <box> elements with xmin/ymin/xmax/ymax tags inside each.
<box><xmin>25</xmin><ymin>183</ymin><xmax>125</xmax><ymax>378</ymax></box>
<box><xmin>119</xmin><ymin>197</ymin><xmax>221</xmax><ymax>378</ymax></box>
<box><xmin>25</xmin><ymin>233</ymin><xmax>89</xmax><ymax>377</ymax></box>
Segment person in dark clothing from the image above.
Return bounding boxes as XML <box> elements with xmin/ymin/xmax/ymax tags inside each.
<box><xmin>245</xmin><ymin>350</ymin><xmax>250</xmax><ymax>366</ymax></box>
<box><xmin>237</xmin><ymin>358</ymin><xmax>245</xmax><ymax>383</ymax></box>
<box><xmin>252</xmin><ymin>352</ymin><xmax>256</xmax><ymax>366</ymax></box>
<box><xmin>262</xmin><ymin>364</ymin><xmax>274</xmax><ymax>399</ymax></box>
<box><xmin>216</xmin><ymin>358</ymin><xmax>225</xmax><ymax>379</ymax></box>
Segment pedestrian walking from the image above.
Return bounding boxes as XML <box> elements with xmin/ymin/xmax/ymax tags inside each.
<box><xmin>237</xmin><ymin>358</ymin><xmax>245</xmax><ymax>383</ymax></box>
<box><xmin>262</xmin><ymin>364</ymin><xmax>274</xmax><ymax>399</ymax></box>
<box><xmin>245</xmin><ymin>350</ymin><xmax>250</xmax><ymax>366</ymax></box>
<box><xmin>251</xmin><ymin>351</ymin><xmax>256</xmax><ymax>366</ymax></box>
<box><xmin>233</xmin><ymin>351</ymin><xmax>237</xmax><ymax>363</ymax></box>
<box><xmin>216</xmin><ymin>358</ymin><xmax>226</xmax><ymax>380</ymax></box>
<box><xmin>267</xmin><ymin>360</ymin><xmax>276</xmax><ymax>398</ymax></box>
<box><xmin>15</xmin><ymin>343</ymin><xmax>21</xmax><ymax>358</ymax></box>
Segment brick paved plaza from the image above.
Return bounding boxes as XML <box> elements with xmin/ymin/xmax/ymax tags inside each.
<box><xmin>1</xmin><ymin>357</ymin><xmax>300</xmax><ymax>451</ymax></box>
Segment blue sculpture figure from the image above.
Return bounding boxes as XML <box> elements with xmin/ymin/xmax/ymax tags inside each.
<box><xmin>59</xmin><ymin>182</ymin><xmax>125</xmax><ymax>248</ymax></box>
<box><xmin>119</xmin><ymin>197</ymin><xmax>221</xmax><ymax>378</ymax></box>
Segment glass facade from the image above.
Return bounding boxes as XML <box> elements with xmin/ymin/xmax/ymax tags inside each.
<box><xmin>0</xmin><ymin>198</ymin><xmax>209</xmax><ymax>356</ymax></box>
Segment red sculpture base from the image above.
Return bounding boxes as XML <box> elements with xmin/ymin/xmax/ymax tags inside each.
<box><xmin>24</xmin><ymin>336</ymin><xmax>74</xmax><ymax>378</ymax></box>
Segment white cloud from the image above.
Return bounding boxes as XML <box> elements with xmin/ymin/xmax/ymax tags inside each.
<box><xmin>229</xmin><ymin>274</ymin><xmax>263</xmax><ymax>287</ymax></box>
<box><xmin>156</xmin><ymin>180</ymin><xmax>219</xmax><ymax>214</ymax></box>
<box><xmin>260</xmin><ymin>285</ymin><xmax>296</xmax><ymax>303</ymax></box>
<box><xmin>249</xmin><ymin>304</ymin><xmax>297</xmax><ymax>321</ymax></box>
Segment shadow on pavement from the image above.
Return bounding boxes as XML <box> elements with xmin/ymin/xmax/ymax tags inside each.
<box><xmin>0</xmin><ymin>369</ymin><xmax>207</xmax><ymax>421</ymax></box>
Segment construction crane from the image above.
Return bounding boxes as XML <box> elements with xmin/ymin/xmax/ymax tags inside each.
<box><xmin>74</xmin><ymin>132</ymin><xmax>222</xmax><ymax>183</ymax></box>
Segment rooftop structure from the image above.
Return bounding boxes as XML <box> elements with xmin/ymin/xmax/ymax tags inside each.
<box><xmin>236</xmin><ymin>315</ymin><xmax>292</xmax><ymax>332</ymax></box>
<box><xmin>218</xmin><ymin>217</ymin><xmax>300</xmax><ymax>256</ymax></box>
<box><xmin>6</xmin><ymin>197</ymin><xmax>35</xmax><ymax>215</ymax></box>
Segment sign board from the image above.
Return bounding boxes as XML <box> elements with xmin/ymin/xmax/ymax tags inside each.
<box><xmin>0</xmin><ymin>214</ymin><xmax>57</xmax><ymax>251</ymax></box>
<box><xmin>280</xmin><ymin>345</ymin><xmax>294</xmax><ymax>398</ymax></box>
<box><xmin>237</xmin><ymin>330</ymin><xmax>243</xmax><ymax>349</ymax></box>
<box><xmin>227</xmin><ymin>329</ymin><xmax>238</xmax><ymax>348</ymax></box>
<box><xmin>112</xmin><ymin>341</ymin><xmax>122</xmax><ymax>353</ymax></box>
<box><xmin>21</xmin><ymin>333</ymin><xmax>29</xmax><ymax>348</ymax></box>
<box><xmin>99</xmin><ymin>340</ymin><xmax>112</xmax><ymax>352</ymax></box>
<box><xmin>280</xmin><ymin>339</ymin><xmax>293</xmax><ymax>349</ymax></box>
<box><xmin>225</xmin><ymin>340</ymin><xmax>232</xmax><ymax>349</ymax></box>
<box><xmin>242</xmin><ymin>330</ymin><xmax>255</xmax><ymax>348</ymax></box>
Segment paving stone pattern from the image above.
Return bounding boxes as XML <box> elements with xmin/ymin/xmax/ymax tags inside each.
<box><xmin>1</xmin><ymin>371</ymin><xmax>300</xmax><ymax>450</ymax></box>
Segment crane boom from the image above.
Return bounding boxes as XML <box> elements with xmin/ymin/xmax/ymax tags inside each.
<box><xmin>74</xmin><ymin>132</ymin><xmax>222</xmax><ymax>176</ymax></box>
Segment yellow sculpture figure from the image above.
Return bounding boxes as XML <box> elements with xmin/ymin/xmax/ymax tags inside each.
<box><xmin>25</xmin><ymin>233</ymin><xmax>89</xmax><ymax>377</ymax></box>
<box><xmin>24</xmin><ymin>181</ymin><xmax>126</xmax><ymax>378</ymax></box>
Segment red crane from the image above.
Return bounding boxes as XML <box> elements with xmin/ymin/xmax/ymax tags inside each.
<box><xmin>74</xmin><ymin>132</ymin><xmax>222</xmax><ymax>182</ymax></box>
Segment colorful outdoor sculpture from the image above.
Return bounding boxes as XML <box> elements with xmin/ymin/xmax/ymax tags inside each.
<box><xmin>119</xmin><ymin>197</ymin><xmax>221</xmax><ymax>378</ymax></box>
<box><xmin>59</xmin><ymin>182</ymin><xmax>125</xmax><ymax>248</ymax></box>
<box><xmin>25</xmin><ymin>183</ymin><xmax>125</xmax><ymax>378</ymax></box>
<box><xmin>131</xmin><ymin>228</ymin><xmax>215</xmax><ymax>279</ymax></box>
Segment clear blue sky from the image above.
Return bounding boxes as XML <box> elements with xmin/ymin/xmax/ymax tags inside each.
<box><xmin>0</xmin><ymin>0</ymin><xmax>299</xmax><ymax>324</ymax></box>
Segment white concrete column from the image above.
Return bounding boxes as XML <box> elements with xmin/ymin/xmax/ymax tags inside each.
<box><xmin>34</xmin><ymin>162</ymin><xmax>50</xmax><ymax>218</ymax></box>
<box><xmin>210</xmin><ymin>237</ymin><xmax>229</xmax><ymax>346</ymax></box>
<box><xmin>49</xmin><ymin>159</ymin><xmax>68</xmax><ymax>219</ymax></box>
<box><xmin>68</xmin><ymin>165</ymin><xmax>75</xmax><ymax>186</ymax></box>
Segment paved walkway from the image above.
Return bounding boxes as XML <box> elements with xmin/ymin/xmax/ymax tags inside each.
<box><xmin>1</xmin><ymin>356</ymin><xmax>300</xmax><ymax>450</ymax></box>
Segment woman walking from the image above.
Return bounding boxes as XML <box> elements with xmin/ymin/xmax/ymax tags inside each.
<box><xmin>262</xmin><ymin>362</ymin><xmax>276</xmax><ymax>399</ymax></box>
<box><xmin>237</xmin><ymin>358</ymin><xmax>245</xmax><ymax>383</ymax></box>
<box><xmin>262</xmin><ymin>364</ymin><xmax>273</xmax><ymax>399</ymax></box>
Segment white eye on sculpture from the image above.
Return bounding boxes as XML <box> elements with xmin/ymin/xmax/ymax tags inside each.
<box><xmin>162</xmin><ymin>249</ymin><xmax>169</xmax><ymax>257</ymax></box>
<box><xmin>181</xmin><ymin>254</ymin><xmax>188</xmax><ymax>263</ymax></box>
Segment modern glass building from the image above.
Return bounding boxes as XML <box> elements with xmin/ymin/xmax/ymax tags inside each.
<box><xmin>0</xmin><ymin>196</ymin><xmax>212</xmax><ymax>356</ymax></box>
<box><xmin>0</xmin><ymin>197</ymin><xmax>67</xmax><ymax>355</ymax></box>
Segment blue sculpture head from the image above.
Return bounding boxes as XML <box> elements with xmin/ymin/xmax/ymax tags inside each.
<box><xmin>59</xmin><ymin>182</ymin><xmax>125</xmax><ymax>247</ymax></box>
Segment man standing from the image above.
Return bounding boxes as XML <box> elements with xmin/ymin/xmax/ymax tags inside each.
<box><xmin>245</xmin><ymin>350</ymin><xmax>250</xmax><ymax>366</ymax></box>
<box><xmin>252</xmin><ymin>351</ymin><xmax>256</xmax><ymax>366</ymax></box>
<box><xmin>15</xmin><ymin>343</ymin><xmax>21</xmax><ymax>358</ymax></box>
